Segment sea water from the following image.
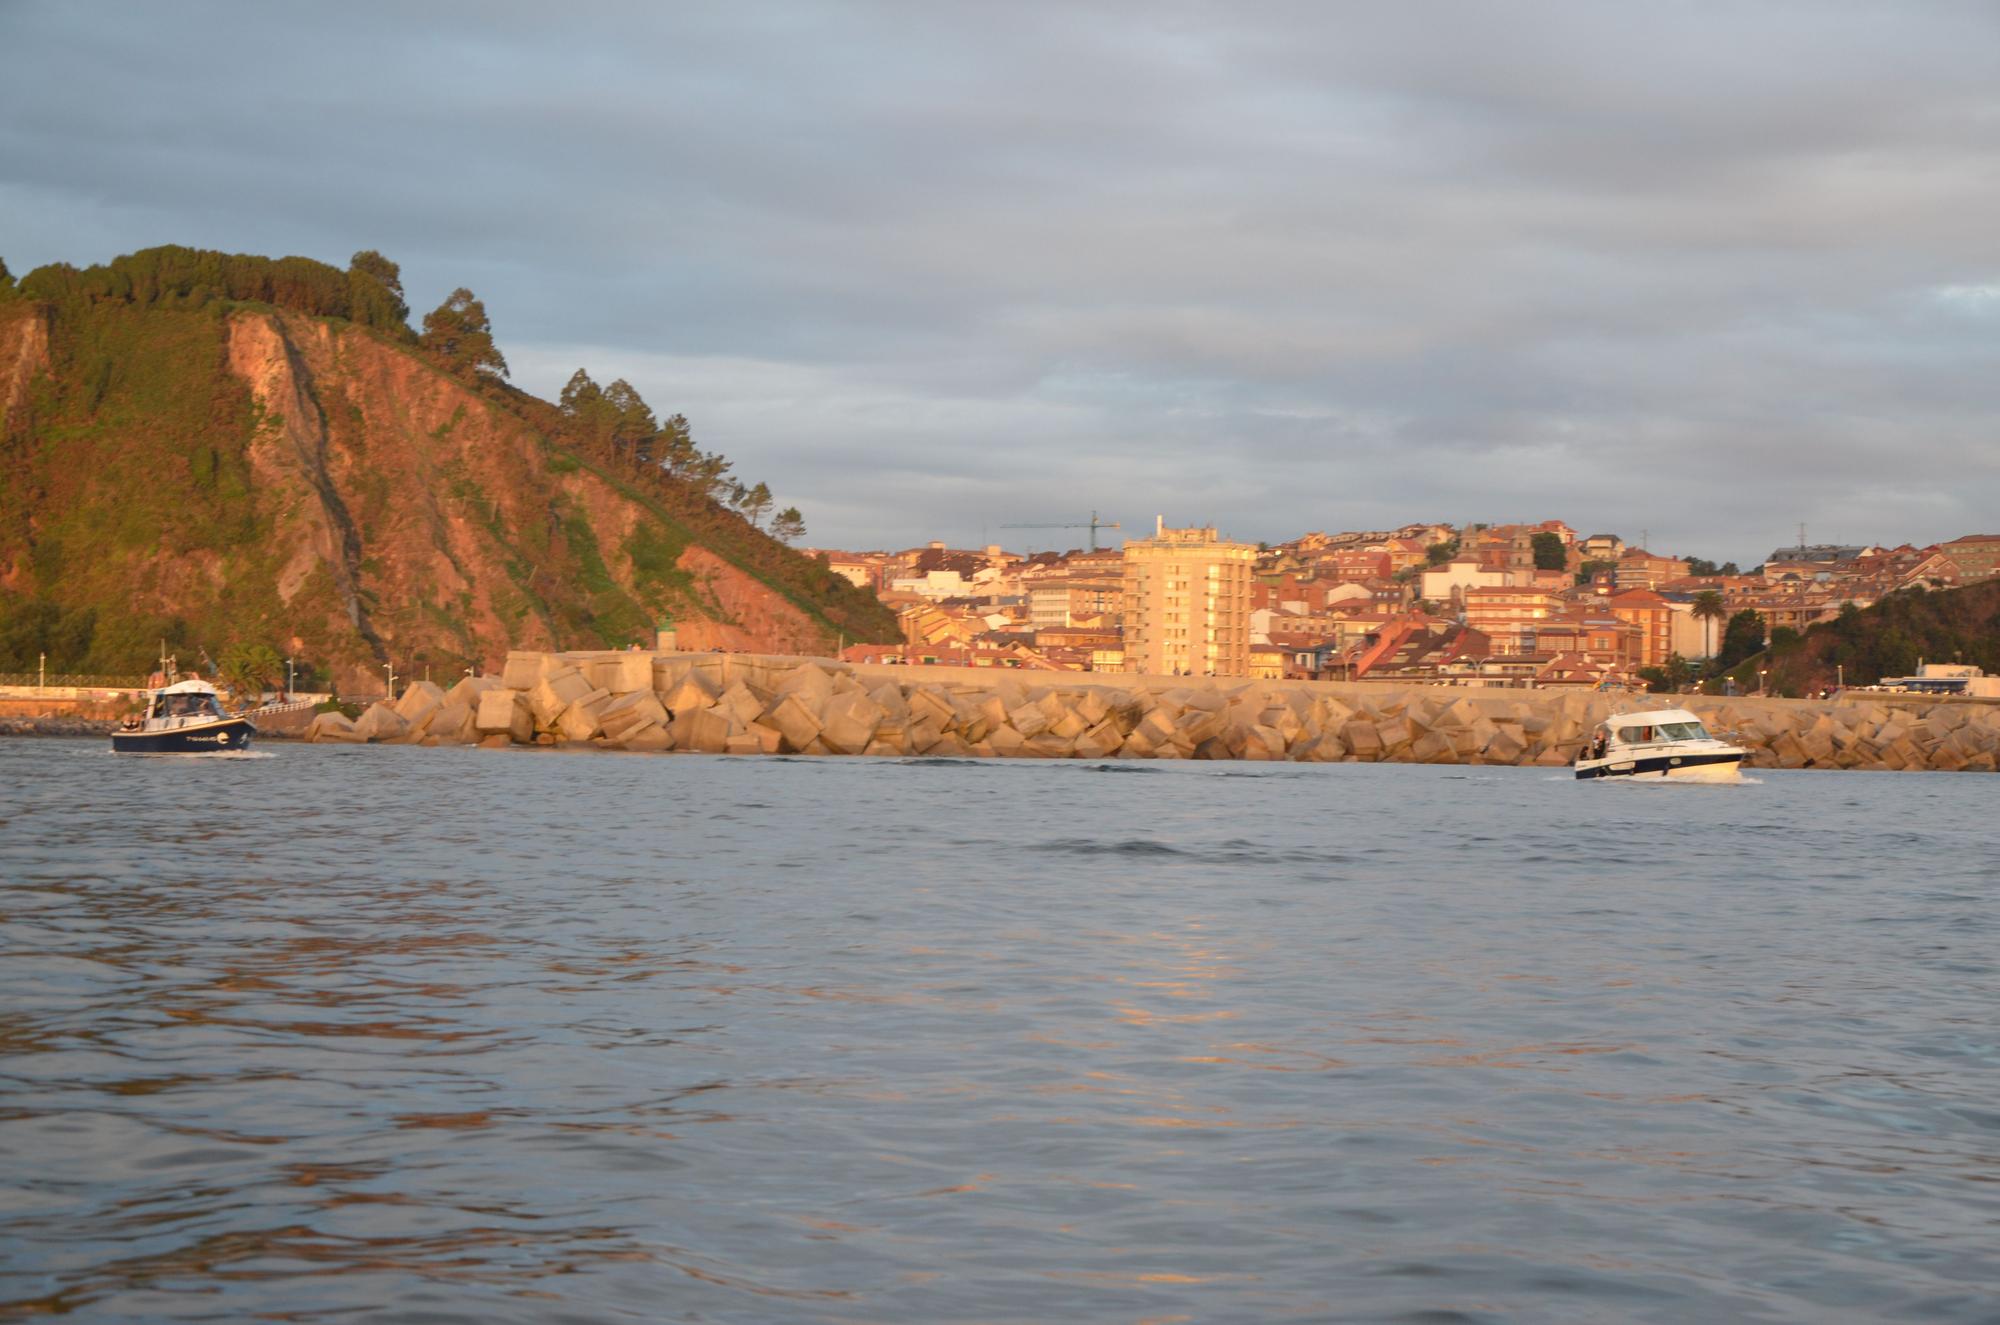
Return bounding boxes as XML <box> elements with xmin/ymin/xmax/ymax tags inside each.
<box><xmin>1</xmin><ymin>739</ymin><xmax>1995</xmax><ymax>1322</ymax></box>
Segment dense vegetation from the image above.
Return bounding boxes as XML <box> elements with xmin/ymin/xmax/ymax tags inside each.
<box><xmin>1636</xmin><ymin>581</ymin><xmax>2000</xmax><ymax>696</ymax></box>
<box><xmin>0</xmin><ymin>245</ymin><xmax>897</xmax><ymax>678</ymax></box>
<box><xmin>1759</xmin><ymin>580</ymin><xmax>2000</xmax><ymax>695</ymax></box>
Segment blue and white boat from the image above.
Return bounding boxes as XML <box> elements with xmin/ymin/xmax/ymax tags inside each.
<box><xmin>112</xmin><ymin>679</ymin><xmax>257</xmax><ymax>754</ymax></box>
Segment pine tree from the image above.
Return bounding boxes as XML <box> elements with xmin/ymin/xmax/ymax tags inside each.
<box><xmin>419</xmin><ymin>288</ymin><xmax>508</xmax><ymax>380</ymax></box>
<box><xmin>346</xmin><ymin>250</ymin><xmax>409</xmax><ymax>332</ymax></box>
<box><xmin>771</xmin><ymin>507</ymin><xmax>806</xmax><ymax>543</ymax></box>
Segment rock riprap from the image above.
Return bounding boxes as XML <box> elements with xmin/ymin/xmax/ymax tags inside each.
<box><xmin>301</xmin><ymin>651</ymin><xmax>2000</xmax><ymax>773</ymax></box>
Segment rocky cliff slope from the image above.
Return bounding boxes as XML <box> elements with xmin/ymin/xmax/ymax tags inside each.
<box><xmin>0</xmin><ymin>249</ymin><xmax>896</xmax><ymax>690</ymax></box>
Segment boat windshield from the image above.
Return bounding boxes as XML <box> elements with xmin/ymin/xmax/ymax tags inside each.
<box><xmin>1615</xmin><ymin>720</ymin><xmax>1709</xmax><ymax>744</ymax></box>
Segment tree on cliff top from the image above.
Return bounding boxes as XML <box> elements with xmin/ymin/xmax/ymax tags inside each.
<box><xmin>420</xmin><ymin>288</ymin><xmax>508</xmax><ymax>380</ymax></box>
<box><xmin>0</xmin><ymin>257</ymin><xmax>13</xmax><ymax>292</ymax></box>
<box><xmin>347</xmin><ymin>250</ymin><xmax>409</xmax><ymax>334</ymax></box>
<box><xmin>771</xmin><ymin>507</ymin><xmax>806</xmax><ymax>543</ymax></box>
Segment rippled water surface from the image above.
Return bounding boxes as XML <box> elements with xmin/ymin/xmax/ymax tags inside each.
<box><xmin>2</xmin><ymin>739</ymin><xmax>1997</xmax><ymax>1322</ymax></box>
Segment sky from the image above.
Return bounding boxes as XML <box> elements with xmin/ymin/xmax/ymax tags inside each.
<box><xmin>4</xmin><ymin>1</ymin><xmax>1997</xmax><ymax>565</ymax></box>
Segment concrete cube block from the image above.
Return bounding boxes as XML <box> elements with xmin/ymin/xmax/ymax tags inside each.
<box><xmin>819</xmin><ymin>689</ymin><xmax>887</xmax><ymax>755</ymax></box>
<box><xmin>500</xmin><ymin>652</ymin><xmax>542</xmax><ymax>690</ymax></box>
<box><xmin>393</xmin><ymin>680</ymin><xmax>447</xmax><ymax>726</ymax></box>
<box><xmin>352</xmin><ymin>702</ymin><xmax>411</xmax><ymax>743</ymax></box>
<box><xmin>305</xmin><ymin>712</ymin><xmax>362</xmax><ymax>743</ymax></box>
<box><xmin>661</xmin><ymin>670</ymin><xmax>721</xmax><ymax>718</ymax></box>
<box><xmin>622</xmin><ymin>721</ymin><xmax>674</xmax><ymax>752</ymax></box>
<box><xmin>688</xmin><ymin>706</ymin><xmax>736</xmax><ymax>754</ymax></box>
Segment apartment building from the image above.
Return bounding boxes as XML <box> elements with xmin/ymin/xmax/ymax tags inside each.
<box><xmin>1121</xmin><ymin>518</ymin><xmax>1256</xmax><ymax>676</ymax></box>
<box><xmin>1461</xmin><ymin>586</ymin><xmax>1562</xmax><ymax>654</ymax></box>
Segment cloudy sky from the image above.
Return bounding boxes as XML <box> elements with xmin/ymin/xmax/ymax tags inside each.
<box><xmin>5</xmin><ymin>2</ymin><xmax>1997</xmax><ymax>563</ymax></box>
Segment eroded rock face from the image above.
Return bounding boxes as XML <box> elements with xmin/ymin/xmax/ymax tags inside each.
<box><xmin>303</xmin><ymin>647</ymin><xmax>2000</xmax><ymax>774</ymax></box>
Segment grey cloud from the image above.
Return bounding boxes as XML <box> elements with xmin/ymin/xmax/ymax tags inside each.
<box><xmin>3</xmin><ymin>0</ymin><xmax>1997</xmax><ymax>564</ymax></box>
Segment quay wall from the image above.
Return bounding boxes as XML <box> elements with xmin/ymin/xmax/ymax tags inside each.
<box><xmin>301</xmin><ymin>650</ymin><xmax>2000</xmax><ymax>773</ymax></box>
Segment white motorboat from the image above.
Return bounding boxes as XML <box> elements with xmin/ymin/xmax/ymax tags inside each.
<box><xmin>1574</xmin><ymin>707</ymin><xmax>1745</xmax><ymax>782</ymax></box>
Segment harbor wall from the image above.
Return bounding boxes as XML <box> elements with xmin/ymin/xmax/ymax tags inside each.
<box><xmin>301</xmin><ymin>650</ymin><xmax>2000</xmax><ymax>774</ymax></box>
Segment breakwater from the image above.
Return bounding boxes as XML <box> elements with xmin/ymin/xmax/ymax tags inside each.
<box><xmin>302</xmin><ymin>649</ymin><xmax>2000</xmax><ymax>773</ymax></box>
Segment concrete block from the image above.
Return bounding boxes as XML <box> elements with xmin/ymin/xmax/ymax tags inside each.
<box><xmin>759</xmin><ymin>693</ymin><xmax>823</xmax><ymax>752</ymax></box>
<box><xmin>905</xmin><ymin>716</ymin><xmax>943</xmax><ymax>754</ymax></box>
<box><xmin>558</xmin><ymin>701</ymin><xmax>605</xmax><ymax>743</ymax></box>
<box><xmin>918</xmin><ymin>731</ymin><xmax>964</xmax><ymax>758</ymax></box>
<box><xmin>1074</xmin><ymin>689</ymin><xmax>1111</xmax><ymax>727</ymax></box>
<box><xmin>660</xmin><ymin>670</ymin><xmax>721</xmax><ymax>718</ymax></box>
<box><xmin>688</xmin><ymin>706</ymin><xmax>736</xmax><ymax>754</ymax></box>
<box><xmin>622</xmin><ymin>721</ymin><xmax>673</xmax><ymax>752</ymax></box>
<box><xmin>393</xmin><ymin>679</ymin><xmax>446</xmax><ymax>726</ymax></box>
<box><xmin>717</xmin><ymin>681</ymin><xmax>767</xmax><ymax>729</ymax></box>
<box><xmin>1073</xmin><ymin>718</ymin><xmax>1122</xmax><ymax>760</ymax></box>
<box><xmin>1244</xmin><ymin>724</ymin><xmax>1286</xmax><ymax>761</ymax></box>
<box><xmin>352</xmin><ymin>701</ymin><xmax>411</xmax><ymax>743</ymax></box>
<box><xmin>1345</xmin><ymin>721</ymin><xmax>1383</xmax><ymax>760</ymax></box>
<box><xmin>604</xmin><ymin>652</ymin><xmax>655</xmax><ymax>694</ymax></box>
<box><xmin>443</xmin><ymin>674</ymin><xmax>499</xmax><ymax>708</ymax></box>
<box><xmin>1376</xmin><ymin>717</ymin><xmax>1415</xmax><ymax>752</ymax></box>
<box><xmin>500</xmin><ymin>652</ymin><xmax>541</xmax><ymax>690</ymax></box>
<box><xmin>1010</xmin><ymin>704</ymin><xmax>1051</xmax><ymax>739</ymax></box>
<box><xmin>1412</xmin><ymin>729</ymin><xmax>1456</xmax><ymax>764</ymax></box>
<box><xmin>909</xmin><ymin>686</ymin><xmax>956</xmax><ymax>729</ymax></box>
<box><xmin>1304</xmin><ymin>730</ymin><xmax>1348</xmax><ymax>762</ymax></box>
<box><xmin>868</xmin><ymin>682</ymin><xmax>911</xmax><ymax>723</ymax></box>
<box><xmin>599</xmin><ymin>691</ymin><xmax>669</xmax><ymax>734</ymax></box>
<box><xmin>530</xmin><ymin>669</ymin><xmax>593</xmax><ymax>726</ymax></box>
<box><xmin>819</xmin><ymin>689</ymin><xmax>887</xmax><ymax>755</ymax></box>
<box><xmin>724</xmin><ymin>733</ymin><xmax>763</xmax><ymax>756</ymax></box>
<box><xmin>426</xmin><ymin>702</ymin><xmax>474</xmax><ymax>744</ymax></box>
<box><xmin>304</xmin><ymin>712</ymin><xmax>362</xmax><ymax>743</ymax></box>
<box><xmin>774</xmin><ymin>663</ymin><xmax>838</xmax><ymax>711</ymax></box>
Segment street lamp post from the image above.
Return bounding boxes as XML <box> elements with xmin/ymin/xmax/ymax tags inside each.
<box><xmin>1758</xmin><ymin>668</ymin><xmax>1768</xmax><ymax>696</ymax></box>
<box><xmin>383</xmin><ymin>662</ymin><xmax>397</xmax><ymax>700</ymax></box>
<box><xmin>39</xmin><ymin>652</ymin><xmax>46</xmax><ymax>692</ymax></box>
<box><xmin>286</xmin><ymin>655</ymin><xmax>296</xmax><ymax>700</ymax></box>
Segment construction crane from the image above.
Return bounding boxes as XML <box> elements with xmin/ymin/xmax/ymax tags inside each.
<box><xmin>999</xmin><ymin>510</ymin><xmax>1122</xmax><ymax>552</ymax></box>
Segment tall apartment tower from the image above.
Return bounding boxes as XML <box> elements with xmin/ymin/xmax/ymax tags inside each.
<box><xmin>1121</xmin><ymin>516</ymin><xmax>1256</xmax><ymax>676</ymax></box>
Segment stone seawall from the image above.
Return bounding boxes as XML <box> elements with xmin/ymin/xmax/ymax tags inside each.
<box><xmin>300</xmin><ymin>650</ymin><xmax>2000</xmax><ymax>773</ymax></box>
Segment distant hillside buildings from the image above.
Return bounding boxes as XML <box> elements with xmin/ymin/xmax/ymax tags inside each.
<box><xmin>807</xmin><ymin>521</ymin><xmax>1998</xmax><ymax>686</ymax></box>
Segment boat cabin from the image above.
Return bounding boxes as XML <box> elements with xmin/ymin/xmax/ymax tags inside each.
<box><xmin>1585</xmin><ymin>708</ymin><xmax>1715</xmax><ymax>761</ymax></box>
<box><xmin>141</xmin><ymin>680</ymin><xmax>228</xmax><ymax>728</ymax></box>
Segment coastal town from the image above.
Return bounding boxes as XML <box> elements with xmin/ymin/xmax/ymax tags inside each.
<box><xmin>808</xmin><ymin>521</ymin><xmax>2000</xmax><ymax>689</ymax></box>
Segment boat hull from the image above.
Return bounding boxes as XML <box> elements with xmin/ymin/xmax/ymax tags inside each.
<box><xmin>1574</xmin><ymin>749</ymin><xmax>1743</xmax><ymax>782</ymax></box>
<box><xmin>111</xmin><ymin>718</ymin><xmax>257</xmax><ymax>754</ymax></box>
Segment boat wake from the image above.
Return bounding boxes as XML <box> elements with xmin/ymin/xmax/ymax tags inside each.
<box><xmin>114</xmin><ymin>749</ymin><xmax>276</xmax><ymax>760</ymax></box>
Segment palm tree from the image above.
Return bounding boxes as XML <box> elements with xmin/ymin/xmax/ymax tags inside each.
<box><xmin>219</xmin><ymin>643</ymin><xmax>284</xmax><ymax>706</ymax></box>
<box><xmin>1691</xmin><ymin>591</ymin><xmax>1727</xmax><ymax>668</ymax></box>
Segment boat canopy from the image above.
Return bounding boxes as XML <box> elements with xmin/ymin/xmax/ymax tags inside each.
<box><xmin>153</xmin><ymin>679</ymin><xmax>221</xmax><ymax>696</ymax></box>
